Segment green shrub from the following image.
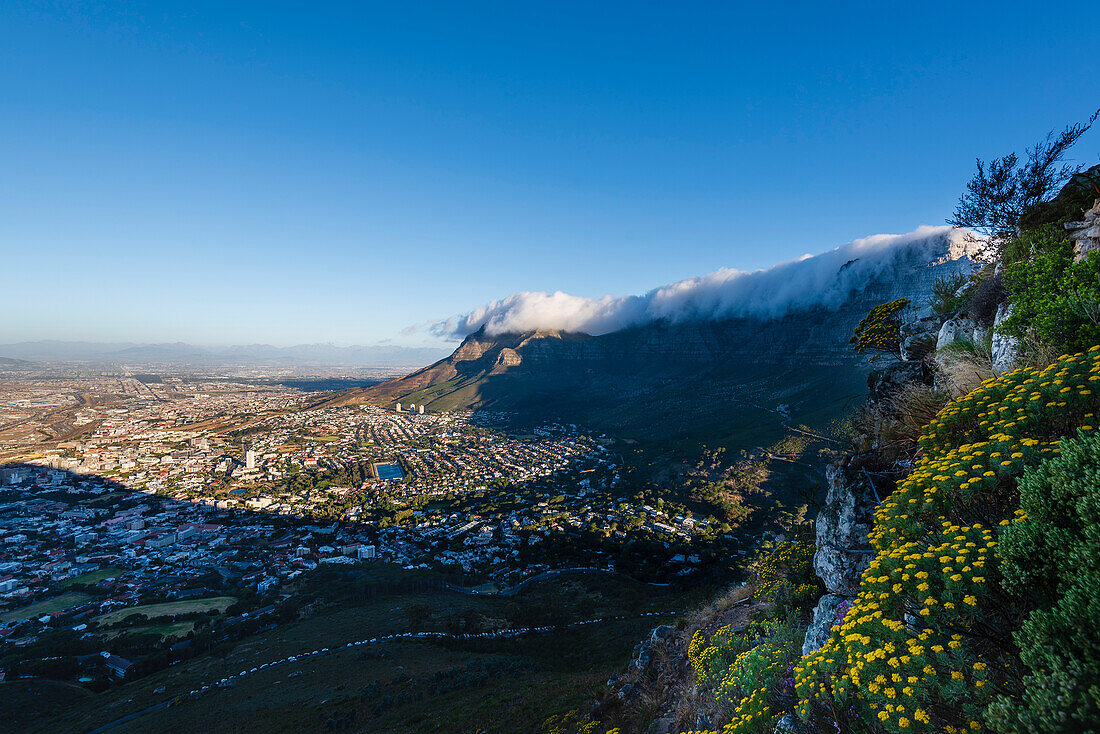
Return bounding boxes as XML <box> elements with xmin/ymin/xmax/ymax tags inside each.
<box><xmin>793</xmin><ymin>347</ymin><xmax>1100</xmax><ymax>734</ymax></box>
<box><xmin>989</xmin><ymin>429</ymin><xmax>1100</xmax><ymax>733</ymax></box>
<box><xmin>688</xmin><ymin>616</ymin><xmax>804</xmax><ymax>734</ymax></box>
<box><xmin>1001</xmin><ymin>226</ymin><xmax>1100</xmax><ymax>356</ymax></box>
<box><xmin>932</xmin><ymin>272</ymin><xmax>971</xmax><ymax>315</ymax></box>
<box><xmin>754</xmin><ymin>541</ymin><xmax>821</xmax><ymax>614</ymax></box>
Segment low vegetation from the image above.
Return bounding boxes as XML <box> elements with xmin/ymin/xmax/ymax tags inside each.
<box><xmin>791</xmin><ymin>349</ymin><xmax>1100</xmax><ymax>732</ymax></box>
<box><xmin>685</xmin><ymin>540</ymin><xmax>820</xmax><ymax>733</ymax></box>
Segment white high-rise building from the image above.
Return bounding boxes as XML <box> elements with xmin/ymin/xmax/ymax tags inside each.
<box><xmin>418</xmin><ymin>404</ymin><xmax>425</xmax><ymax>415</ymax></box>
<box><xmin>245</xmin><ymin>450</ymin><xmax>256</xmax><ymax>470</ymax></box>
<box><xmin>395</xmin><ymin>402</ymin><xmax>402</xmax><ymax>412</ymax></box>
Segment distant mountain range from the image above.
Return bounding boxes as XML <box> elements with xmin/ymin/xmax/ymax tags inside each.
<box><xmin>324</xmin><ymin>228</ymin><xmax>978</xmax><ymax>450</ymax></box>
<box><xmin>0</xmin><ymin>341</ymin><xmax>450</xmax><ymax>368</ymax></box>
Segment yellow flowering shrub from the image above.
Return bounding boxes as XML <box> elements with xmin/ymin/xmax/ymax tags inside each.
<box><xmin>755</xmin><ymin>541</ymin><xmax>819</xmax><ymax>608</ymax></box>
<box><xmin>792</xmin><ymin>347</ymin><xmax>1100</xmax><ymax>733</ymax></box>
<box><xmin>687</xmin><ymin>543</ymin><xmax>818</xmax><ymax>734</ymax></box>
<box><xmin>850</xmin><ymin>298</ymin><xmax>910</xmax><ymax>359</ymax></box>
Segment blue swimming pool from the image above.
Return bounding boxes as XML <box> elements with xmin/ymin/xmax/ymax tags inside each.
<box><xmin>374</xmin><ymin>462</ymin><xmax>405</xmax><ymax>480</ymax></box>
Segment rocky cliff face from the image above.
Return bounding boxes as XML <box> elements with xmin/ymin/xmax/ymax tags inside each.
<box><xmin>802</xmin><ymin>463</ymin><xmax>886</xmax><ymax>655</ymax></box>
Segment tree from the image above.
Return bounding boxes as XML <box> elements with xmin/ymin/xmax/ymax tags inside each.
<box><xmin>849</xmin><ymin>298</ymin><xmax>909</xmax><ymax>360</ymax></box>
<box><xmin>949</xmin><ymin>110</ymin><xmax>1098</xmax><ymax>255</ymax></box>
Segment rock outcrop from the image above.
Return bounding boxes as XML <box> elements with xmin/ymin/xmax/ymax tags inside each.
<box><xmin>991</xmin><ymin>303</ymin><xmax>1020</xmax><ymax>374</ymax></box>
<box><xmin>805</xmin><ymin>457</ymin><xmax>894</xmax><ymax>656</ymax></box>
<box><xmin>801</xmin><ymin>594</ymin><xmax>848</xmax><ymax>656</ymax></box>
<box><xmin>899</xmin><ymin>314</ymin><xmax>946</xmax><ymax>361</ymax></box>
<box><xmin>813</xmin><ymin>464</ymin><xmax>877</xmax><ymax>598</ymax></box>
<box><xmin>867</xmin><ymin>361</ymin><xmax>931</xmax><ymax>403</ymax></box>
<box><xmin>936</xmin><ymin>317</ymin><xmax>990</xmax><ymax>350</ymax></box>
<box><xmin>1067</xmin><ymin>198</ymin><xmax>1100</xmax><ymax>263</ymax></box>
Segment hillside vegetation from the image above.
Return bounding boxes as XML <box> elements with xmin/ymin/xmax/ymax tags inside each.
<box><xmin>585</xmin><ymin>114</ymin><xmax>1100</xmax><ymax>734</ymax></box>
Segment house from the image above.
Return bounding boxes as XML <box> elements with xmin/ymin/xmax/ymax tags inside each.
<box><xmin>101</xmin><ymin>651</ymin><xmax>133</xmax><ymax>679</ymax></box>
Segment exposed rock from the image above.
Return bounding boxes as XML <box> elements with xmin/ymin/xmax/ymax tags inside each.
<box><xmin>991</xmin><ymin>303</ymin><xmax>1020</xmax><ymax>375</ymax></box>
<box><xmin>493</xmin><ymin>347</ymin><xmax>522</xmax><ymax>368</ymax></box>
<box><xmin>775</xmin><ymin>713</ymin><xmax>803</xmax><ymax>734</ymax></box>
<box><xmin>1066</xmin><ymin>198</ymin><xmax>1100</xmax><ymax>263</ymax></box>
<box><xmin>650</xmin><ymin>625</ymin><xmax>676</xmax><ymax>644</ymax></box>
<box><xmin>802</xmin><ymin>594</ymin><xmax>848</xmax><ymax>655</ymax></box>
<box><xmin>899</xmin><ymin>314</ymin><xmax>946</xmax><ymax>361</ymax></box>
<box><xmin>936</xmin><ymin>317</ymin><xmax>990</xmax><ymax>350</ymax></box>
<box><xmin>814</xmin><ymin>464</ymin><xmax>877</xmax><ymax>596</ymax></box>
<box><xmin>867</xmin><ymin>361</ymin><xmax>931</xmax><ymax>403</ymax></box>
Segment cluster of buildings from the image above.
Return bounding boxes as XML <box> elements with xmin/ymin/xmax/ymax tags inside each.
<box><xmin>0</xmin><ymin>374</ymin><xmax>731</xmax><ymax>659</ymax></box>
<box><xmin>0</xmin><ymin>465</ymin><xmax>381</xmax><ymax>636</ymax></box>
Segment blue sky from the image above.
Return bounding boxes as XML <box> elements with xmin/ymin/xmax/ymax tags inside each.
<box><xmin>2</xmin><ymin>1</ymin><xmax>1097</xmax><ymax>347</ymax></box>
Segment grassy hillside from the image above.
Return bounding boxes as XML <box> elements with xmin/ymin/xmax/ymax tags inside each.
<box><xmin>18</xmin><ymin>569</ymin><xmax>716</xmax><ymax>734</ymax></box>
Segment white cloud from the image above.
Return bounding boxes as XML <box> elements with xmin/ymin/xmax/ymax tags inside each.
<box><xmin>431</xmin><ymin>226</ymin><xmax>978</xmax><ymax>339</ymax></box>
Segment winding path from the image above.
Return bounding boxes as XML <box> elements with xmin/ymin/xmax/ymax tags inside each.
<box><xmin>87</xmin><ymin>609</ymin><xmax>679</xmax><ymax>732</ymax></box>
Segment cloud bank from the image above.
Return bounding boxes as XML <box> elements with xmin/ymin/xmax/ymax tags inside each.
<box><xmin>432</xmin><ymin>226</ymin><xmax>978</xmax><ymax>340</ymax></box>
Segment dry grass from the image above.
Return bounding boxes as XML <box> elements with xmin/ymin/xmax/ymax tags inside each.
<box><xmin>683</xmin><ymin>583</ymin><xmax>754</xmax><ymax>633</ymax></box>
<box><xmin>1015</xmin><ymin>327</ymin><xmax>1064</xmax><ymax>370</ymax></box>
<box><xmin>935</xmin><ymin>339</ymin><xmax>995</xmax><ymax>397</ymax></box>
<box><xmin>884</xmin><ymin>383</ymin><xmax>950</xmax><ymax>443</ymax></box>
<box><xmin>846</xmin><ymin>382</ymin><xmax>951</xmax><ymax>466</ymax></box>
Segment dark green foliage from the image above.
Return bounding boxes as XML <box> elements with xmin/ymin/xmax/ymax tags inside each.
<box><xmin>1000</xmin><ymin>222</ymin><xmax>1071</xmax><ymax>265</ymax></box>
<box><xmin>967</xmin><ymin>272</ymin><xmax>1006</xmax><ymax>326</ymax></box>
<box><xmin>1001</xmin><ymin>226</ymin><xmax>1100</xmax><ymax>355</ymax></box>
<box><xmin>1017</xmin><ymin>163</ymin><xmax>1100</xmax><ymax>232</ymax></box>
<box><xmin>931</xmin><ymin>271</ymin><xmax>971</xmax><ymax>315</ymax></box>
<box><xmin>992</xmin><ymin>430</ymin><xmax>1100</xmax><ymax>733</ymax></box>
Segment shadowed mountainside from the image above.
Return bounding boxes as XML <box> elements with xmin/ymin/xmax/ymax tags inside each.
<box><xmin>324</xmin><ymin>236</ymin><xmax>977</xmax><ymax>451</ymax></box>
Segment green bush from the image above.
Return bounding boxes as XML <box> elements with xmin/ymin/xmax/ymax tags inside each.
<box><xmin>989</xmin><ymin>429</ymin><xmax>1100</xmax><ymax>733</ymax></box>
<box><xmin>1000</xmin><ymin>225</ymin><xmax>1100</xmax><ymax>356</ymax></box>
<box><xmin>754</xmin><ymin>540</ymin><xmax>820</xmax><ymax>613</ymax></box>
<box><xmin>688</xmin><ymin>615</ymin><xmax>803</xmax><ymax>733</ymax></box>
<box><xmin>932</xmin><ymin>272</ymin><xmax>971</xmax><ymax>315</ymax></box>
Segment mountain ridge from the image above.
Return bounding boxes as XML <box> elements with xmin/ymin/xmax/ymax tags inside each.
<box><xmin>323</xmin><ymin>230</ymin><xmax>977</xmax><ymax>450</ymax></box>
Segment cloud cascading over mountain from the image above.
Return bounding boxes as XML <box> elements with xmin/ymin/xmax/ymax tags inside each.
<box><xmin>431</xmin><ymin>226</ymin><xmax>979</xmax><ymax>340</ymax></box>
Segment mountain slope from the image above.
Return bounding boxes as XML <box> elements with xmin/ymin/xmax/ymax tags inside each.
<box><xmin>327</xmin><ymin>233</ymin><xmax>976</xmax><ymax>450</ymax></box>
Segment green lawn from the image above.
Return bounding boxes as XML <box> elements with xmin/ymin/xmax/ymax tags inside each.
<box><xmin>93</xmin><ymin>596</ymin><xmax>237</xmax><ymax>626</ymax></box>
<box><xmin>61</xmin><ymin>566</ymin><xmax>126</xmax><ymax>587</ymax></box>
<box><xmin>0</xmin><ymin>592</ymin><xmax>94</xmax><ymax>623</ymax></box>
<box><xmin>101</xmin><ymin>620</ymin><xmax>196</xmax><ymax>641</ymax></box>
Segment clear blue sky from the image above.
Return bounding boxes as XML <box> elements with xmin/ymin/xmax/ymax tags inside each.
<box><xmin>2</xmin><ymin>1</ymin><xmax>1097</xmax><ymax>347</ymax></box>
